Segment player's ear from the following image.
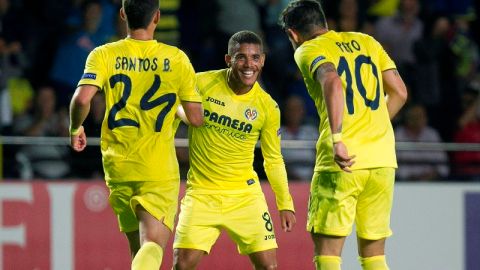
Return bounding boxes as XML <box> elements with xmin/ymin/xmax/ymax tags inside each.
<box><xmin>260</xmin><ymin>53</ymin><xmax>266</xmax><ymax>67</ymax></box>
<box><xmin>287</xmin><ymin>28</ymin><xmax>300</xmax><ymax>43</ymax></box>
<box><xmin>225</xmin><ymin>54</ymin><xmax>232</xmax><ymax>67</ymax></box>
<box><xmin>119</xmin><ymin>7</ymin><xmax>126</xmax><ymax>21</ymax></box>
<box><xmin>153</xmin><ymin>9</ymin><xmax>160</xmax><ymax>24</ymax></box>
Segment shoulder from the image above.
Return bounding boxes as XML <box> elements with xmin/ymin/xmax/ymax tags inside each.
<box><xmin>255</xmin><ymin>86</ymin><xmax>279</xmax><ymax>112</ymax></box>
<box><xmin>159</xmin><ymin>43</ymin><xmax>189</xmax><ymax>60</ymax></box>
<box><xmin>96</xmin><ymin>39</ymin><xmax>125</xmax><ymax>52</ymax></box>
<box><xmin>196</xmin><ymin>69</ymin><xmax>227</xmax><ymax>94</ymax></box>
<box><xmin>196</xmin><ymin>69</ymin><xmax>226</xmax><ymax>84</ymax></box>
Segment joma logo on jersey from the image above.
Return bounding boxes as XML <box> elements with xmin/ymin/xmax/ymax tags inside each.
<box><xmin>244</xmin><ymin>108</ymin><xmax>258</xmax><ymax>121</ymax></box>
<box><xmin>206</xmin><ymin>96</ymin><xmax>225</xmax><ymax>106</ymax></box>
<box><xmin>204</xmin><ymin>109</ymin><xmax>252</xmax><ymax>133</ymax></box>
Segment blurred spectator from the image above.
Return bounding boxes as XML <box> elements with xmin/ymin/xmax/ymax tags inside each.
<box><xmin>0</xmin><ymin>87</ymin><xmax>11</xmax><ymax>132</ymax></box>
<box><xmin>280</xmin><ymin>95</ymin><xmax>318</xmax><ymax>181</ymax></box>
<box><xmin>0</xmin><ymin>32</ymin><xmax>33</xmax><ymax>134</ymax></box>
<box><xmin>49</xmin><ymin>0</ymin><xmax>107</xmax><ymax>109</ymax></box>
<box><xmin>374</xmin><ymin>0</ymin><xmax>423</xmax><ymax>90</ymax></box>
<box><xmin>449</xmin><ymin>13</ymin><xmax>479</xmax><ymax>94</ymax></box>
<box><xmin>412</xmin><ymin>15</ymin><xmax>451</xmax><ymax>107</ymax></box>
<box><xmin>395</xmin><ymin>104</ymin><xmax>449</xmax><ymax>181</ymax></box>
<box><xmin>451</xmin><ymin>86</ymin><xmax>480</xmax><ymax>181</ymax></box>
<box><xmin>412</xmin><ymin>15</ymin><xmax>460</xmax><ymax>141</ymax></box>
<box><xmin>12</xmin><ymin>85</ymin><xmax>71</xmax><ymax>179</ymax></box>
<box><xmin>284</xmin><ymin>70</ymin><xmax>319</xmax><ymax>124</ymax></box>
<box><xmin>367</xmin><ymin>0</ymin><xmax>400</xmax><ymax>18</ymax></box>
<box><xmin>331</xmin><ymin>0</ymin><xmax>375</xmax><ymax>34</ymax></box>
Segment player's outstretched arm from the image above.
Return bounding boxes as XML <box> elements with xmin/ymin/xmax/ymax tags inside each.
<box><xmin>69</xmin><ymin>85</ymin><xmax>98</xmax><ymax>152</ymax></box>
<box><xmin>383</xmin><ymin>69</ymin><xmax>408</xmax><ymax>119</ymax></box>
<box><xmin>180</xmin><ymin>101</ymin><xmax>203</xmax><ymax>127</ymax></box>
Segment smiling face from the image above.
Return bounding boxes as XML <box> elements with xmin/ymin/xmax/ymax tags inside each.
<box><xmin>225</xmin><ymin>43</ymin><xmax>265</xmax><ymax>94</ymax></box>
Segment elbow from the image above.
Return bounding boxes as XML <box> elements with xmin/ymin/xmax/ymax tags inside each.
<box><xmin>399</xmin><ymin>85</ymin><xmax>408</xmax><ymax>104</ymax></box>
<box><xmin>388</xmin><ymin>85</ymin><xmax>408</xmax><ymax>106</ymax></box>
<box><xmin>72</xmin><ymin>93</ymin><xmax>91</xmax><ymax>108</ymax></box>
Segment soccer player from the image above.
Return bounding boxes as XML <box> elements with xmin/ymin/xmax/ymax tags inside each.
<box><xmin>279</xmin><ymin>1</ymin><xmax>408</xmax><ymax>270</ymax></box>
<box><xmin>68</xmin><ymin>1</ymin><xmax>203</xmax><ymax>269</ymax></box>
<box><xmin>172</xmin><ymin>30</ymin><xmax>296</xmax><ymax>270</ymax></box>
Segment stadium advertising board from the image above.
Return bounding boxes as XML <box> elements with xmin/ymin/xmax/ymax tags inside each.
<box><xmin>0</xmin><ymin>182</ymin><xmax>479</xmax><ymax>270</ymax></box>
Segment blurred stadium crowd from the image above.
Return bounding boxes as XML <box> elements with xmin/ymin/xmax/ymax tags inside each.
<box><xmin>1</xmin><ymin>0</ymin><xmax>479</xmax><ymax>181</ymax></box>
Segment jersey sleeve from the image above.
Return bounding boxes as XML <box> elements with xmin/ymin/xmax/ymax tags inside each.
<box><xmin>260</xmin><ymin>98</ymin><xmax>295</xmax><ymax>212</ymax></box>
<box><xmin>77</xmin><ymin>48</ymin><xmax>106</xmax><ymax>90</ymax></box>
<box><xmin>177</xmin><ymin>50</ymin><xmax>202</xmax><ymax>103</ymax></box>
<box><xmin>372</xmin><ymin>36</ymin><xmax>397</xmax><ymax>71</ymax></box>
<box><xmin>294</xmin><ymin>43</ymin><xmax>333</xmax><ymax>80</ymax></box>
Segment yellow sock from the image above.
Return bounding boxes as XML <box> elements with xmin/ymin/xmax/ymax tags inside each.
<box><xmin>359</xmin><ymin>255</ymin><xmax>389</xmax><ymax>270</ymax></box>
<box><xmin>313</xmin><ymin>255</ymin><xmax>342</xmax><ymax>270</ymax></box>
<box><xmin>131</xmin><ymin>242</ymin><xmax>163</xmax><ymax>270</ymax></box>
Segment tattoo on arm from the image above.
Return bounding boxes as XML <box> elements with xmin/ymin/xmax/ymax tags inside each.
<box><xmin>315</xmin><ymin>62</ymin><xmax>337</xmax><ymax>83</ymax></box>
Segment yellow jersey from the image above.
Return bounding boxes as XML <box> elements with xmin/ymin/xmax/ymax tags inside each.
<box><xmin>78</xmin><ymin>38</ymin><xmax>201</xmax><ymax>182</ymax></box>
<box><xmin>187</xmin><ymin>69</ymin><xmax>294</xmax><ymax>211</ymax></box>
<box><xmin>294</xmin><ymin>30</ymin><xmax>397</xmax><ymax>172</ymax></box>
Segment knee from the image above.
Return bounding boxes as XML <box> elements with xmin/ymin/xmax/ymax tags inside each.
<box><xmin>173</xmin><ymin>249</ymin><xmax>202</xmax><ymax>270</ymax></box>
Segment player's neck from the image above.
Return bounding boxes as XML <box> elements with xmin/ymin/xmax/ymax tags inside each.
<box><xmin>227</xmin><ymin>72</ymin><xmax>252</xmax><ymax>95</ymax></box>
<box><xmin>306</xmin><ymin>28</ymin><xmax>328</xmax><ymax>41</ymax></box>
<box><xmin>127</xmin><ymin>29</ymin><xmax>154</xmax><ymax>41</ymax></box>
<box><xmin>228</xmin><ymin>82</ymin><xmax>252</xmax><ymax>95</ymax></box>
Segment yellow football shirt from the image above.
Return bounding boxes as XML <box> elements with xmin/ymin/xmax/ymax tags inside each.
<box><xmin>294</xmin><ymin>30</ymin><xmax>397</xmax><ymax>172</ymax></box>
<box><xmin>78</xmin><ymin>38</ymin><xmax>201</xmax><ymax>182</ymax></box>
<box><xmin>187</xmin><ymin>69</ymin><xmax>294</xmax><ymax>211</ymax></box>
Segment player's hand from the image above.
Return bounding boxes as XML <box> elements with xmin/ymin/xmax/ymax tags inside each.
<box><xmin>70</xmin><ymin>126</ymin><xmax>87</xmax><ymax>152</ymax></box>
<box><xmin>279</xmin><ymin>210</ymin><xmax>296</xmax><ymax>232</ymax></box>
<box><xmin>333</xmin><ymin>141</ymin><xmax>355</xmax><ymax>173</ymax></box>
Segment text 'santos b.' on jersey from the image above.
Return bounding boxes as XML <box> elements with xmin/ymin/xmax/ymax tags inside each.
<box><xmin>78</xmin><ymin>38</ymin><xmax>201</xmax><ymax>183</ymax></box>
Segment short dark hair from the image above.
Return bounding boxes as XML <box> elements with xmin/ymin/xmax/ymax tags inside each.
<box><xmin>227</xmin><ymin>31</ymin><xmax>263</xmax><ymax>55</ymax></box>
<box><xmin>122</xmin><ymin>0</ymin><xmax>159</xmax><ymax>30</ymax></box>
<box><xmin>279</xmin><ymin>0</ymin><xmax>327</xmax><ymax>36</ymax></box>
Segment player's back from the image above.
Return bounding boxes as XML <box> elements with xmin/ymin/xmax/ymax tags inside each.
<box><xmin>79</xmin><ymin>38</ymin><xmax>196</xmax><ymax>182</ymax></box>
<box><xmin>295</xmin><ymin>31</ymin><xmax>397</xmax><ymax>171</ymax></box>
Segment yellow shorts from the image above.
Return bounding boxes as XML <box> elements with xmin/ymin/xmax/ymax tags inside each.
<box><xmin>173</xmin><ymin>191</ymin><xmax>278</xmax><ymax>255</ymax></box>
<box><xmin>107</xmin><ymin>180</ymin><xmax>180</xmax><ymax>232</ymax></box>
<box><xmin>307</xmin><ymin>168</ymin><xmax>395</xmax><ymax>240</ymax></box>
